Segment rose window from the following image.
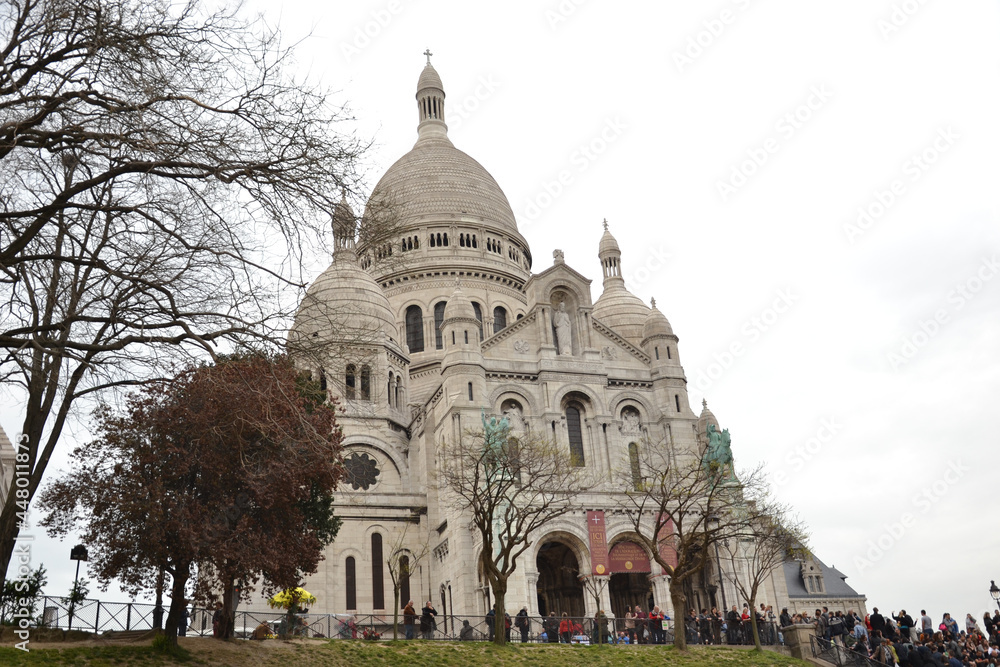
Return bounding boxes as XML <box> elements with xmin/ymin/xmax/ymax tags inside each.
<box><xmin>343</xmin><ymin>452</ymin><xmax>380</xmax><ymax>490</ymax></box>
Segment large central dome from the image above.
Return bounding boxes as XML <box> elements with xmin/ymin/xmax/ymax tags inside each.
<box><xmin>367</xmin><ymin>138</ymin><xmax>519</xmax><ymax>232</ymax></box>
<box><xmin>358</xmin><ymin>57</ymin><xmax>531</xmax><ymax>288</ymax></box>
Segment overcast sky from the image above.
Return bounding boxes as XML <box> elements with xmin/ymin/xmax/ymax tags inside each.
<box><xmin>6</xmin><ymin>0</ymin><xmax>1000</xmax><ymax>623</ymax></box>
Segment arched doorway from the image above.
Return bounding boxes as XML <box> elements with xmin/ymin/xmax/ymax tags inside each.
<box><xmin>535</xmin><ymin>541</ymin><xmax>585</xmax><ymax>618</ymax></box>
<box><xmin>607</xmin><ymin>540</ymin><xmax>654</xmax><ymax>617</ymax></box>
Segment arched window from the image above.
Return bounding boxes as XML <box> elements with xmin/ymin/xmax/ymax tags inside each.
<box><xmin>628</xmin><ymin>442</ymin><xmax>642</xmax><ymax>491</ymax></box>
<box><xmin>493</xmin><ymin>306</ymin><xmax>507</xmax><ymax>333</ymax></box>
<box><xmin>566</xmin><ymin>404</ymin><xmax>585</xmax><ymax>467</ymax></box>
<box><xmin>372</xmin><ymin>533</ymin><xmax>384</xmax><ymax>609</ymax></box>
<box><xmin>345</xmin><ymin>364</ymin><xmax>356</xmax><ymax>400</ymax></box>
<box><xmin>399</xmin><ymin>555</ymin><xmax>410</xmax><ymax>604</ymax></box>
<box><xmin>395</xmin><ymin>375</ymin><xmax>403</xmax><ymax>408</ymax></box>
<box><xmin>387</xmin><ymin>372</ymin><xmax>394</xmax><ymax>407</ymax></box>
<box><xmin>434</xmin><ymin>301</ymin><xmax>447</xmax><ymax>350</ymax></box>
<box><xmin>360</xmin><ymin>365</ymin><xmax>371</xmax><ymax>401</ymax></box>
<box><xmin>675</xmin><ymin>394</ymin><xmax>681</xmax><ymax>412</ymax></box>
<box><xmin>406</xmin><ymin>305</ymin><xmax>424</xmax><ymax>353</ymax></box>
<box><xmin>467</xmin><ymin>382</ymin><xmax>474</xmax><ymax>401</ymax></box>
<box><xmin>346</xmin><ymin>556</ymin><xmax>357</xmax><ymax>610</ymax></box>
<box><xmin>471</xmin><ymin>302</ymin><xmax>484</xmax><ymax>341</ymax></box>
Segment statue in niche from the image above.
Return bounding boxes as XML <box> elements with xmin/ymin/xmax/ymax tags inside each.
<box><xmin>552</xmin><ymin>302</ymin><xmax>573</xmax><ymax>356</ymax></box>
<box><xmin>502</xmin><ymin>402</ymin><xmax>525</xmax><ymax>434</ymax></box>
<box><xmin>620</xmin><ymin>408</ymin><xmax>641</xmax><ymax>435</ymax></box>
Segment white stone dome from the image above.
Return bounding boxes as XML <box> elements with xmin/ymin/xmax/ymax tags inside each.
<box><xmin>364</xmin><ymin>140</ymin><xmax>519</xmax><ymax>234</ymax></box>
<box><xmin>593</xmin><ymin>285</ymin><xmax>649</xmax><ymax>344</ymax></box>
<box><xmin>642</xmin><ymin>298</ymin><xmax>675</xmax><ymax>340</ymax></box>
<box><xmin>291</xmin><ymin>249</ymin><xmax>398</xmax><ymax>348</ymax></box>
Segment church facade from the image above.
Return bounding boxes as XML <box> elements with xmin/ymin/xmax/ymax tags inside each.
<box><xmin>285</xmin><ymin>57</ymin><xmax>866</xmax><ymax>625</ymax></box>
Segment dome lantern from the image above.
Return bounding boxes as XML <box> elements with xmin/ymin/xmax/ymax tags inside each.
<box><xmin>416</xmin><ymin>49</ymin><xmax>449</xmax><ymax>144</ymax></box>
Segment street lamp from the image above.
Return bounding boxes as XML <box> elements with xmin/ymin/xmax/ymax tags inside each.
<box><xmin>990</xmin><ymin>580</ymin><xmax>1000</xmax><ymax>613</ymax></box>
<box><xmin>68</xmin><ymin>545</ymin><xmax>88</xmax><ymax>630</ymax></box>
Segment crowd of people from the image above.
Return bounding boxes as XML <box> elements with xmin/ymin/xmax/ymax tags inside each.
<box><xmin>804</xmin><ymin>606</ymin><xmax>1000</xmax><ymax>666</ymax></box>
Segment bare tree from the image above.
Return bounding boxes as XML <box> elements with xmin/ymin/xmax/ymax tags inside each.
<box><xmin>614</xmin><ymin>438</ymin><xmax>770</xmax><ymax>651</ymax></box>
<box><xmin>386</xmin><ymin>522</ymin><xmax>429</xmax><ymax>640</ymax></box>
<box><xmin>438</xmin><ymin>420</ymin><xmax>589</xmax><ymax>645</ymax></box>
<box><xmin>719</xmin><ymin>502</ymin><xmax>809</xmax><ymax>651</ymax></box>
<box><xmin>0</xmin><ymin>0</ymin><xmax>384</xmax><ymax>582</ymax></box>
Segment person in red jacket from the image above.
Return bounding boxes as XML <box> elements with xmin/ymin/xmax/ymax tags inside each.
<box><xmin>649</xmin><ymin>605</ymin><xmax>665</xmax><ymax>644</ymax></box>
<box><xmin>559</xmin><ymin>612</ymin><xmax>571</xmax><ymax>644</ymax></box>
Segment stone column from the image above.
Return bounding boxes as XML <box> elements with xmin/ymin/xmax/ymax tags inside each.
<box><xmin>596</xmin><ymin>576</ymin><xmax>613</xmax><ymax>618</ymax></box>
<box><xmin>525</xmin><ymin>571</ymin><xmax>539</xmax><ymax>615</ymax></box>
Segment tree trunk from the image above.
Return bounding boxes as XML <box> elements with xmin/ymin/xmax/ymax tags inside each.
<box><xmin>393</xmin><ymin>587</ymin><xmax>399</xmax><ymax>640</ymax></box>
<box><xmin>220</xmin><ymin>578</ymin><xmax>236</xmax><ymax>640</ymax></box>
<box><xmin>749</xmin><ymin>601</ymin><xmax>762</xmax><ymax>652</ymax></box>
<box><xmin>670</xmin><ymin>583</ymin><xmax>688</xmax><ymax>650</ymax></box>
<box><xmin>161</xmin><ymin>564</ymin><xmax>190</xmax><ymax>647</ymax></box>
<box><xmin>492</xmin><ymin>579</ymin><xmax>508</xmax><ymax>646</ymax></box>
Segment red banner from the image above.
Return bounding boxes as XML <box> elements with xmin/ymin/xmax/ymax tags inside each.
<box><xmin>587</xmin><ymin>510</ymin><xmax>609</xmax><ymax>575</ymax></box>
<box><xmin>656</xmin><ymin>514</ymin><xmax>678</xmax><ymax>570</ymax></box>
<box><xmin>608</xmin><ymin>540</ymin><xmax>651</xmax><ymax>573</ymax></box>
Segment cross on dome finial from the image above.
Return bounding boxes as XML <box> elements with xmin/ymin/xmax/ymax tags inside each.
<box><xmin>702</xmin><ymin>398</ymin><xmax>708</xmax><ymax>409</ymax></box>
<box><xmin>602</xmin><ymin>218</ymin><xmax>608</xmax><ymax>231</ymax></box>
<box><xmin>650</xmin><ymin>297</ymin><xmax>656</xmax><ymax>308</ymax></box>
<box><xmin>424</xmin><ymin>49</ymin><xmax>433</xmax><ymax>65</ymax></box>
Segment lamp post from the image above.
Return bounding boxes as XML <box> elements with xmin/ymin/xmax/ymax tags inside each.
<box><xmin>68</xmin><ymin>545</ymin><xmax>88</xmax><ymax>631</ymax></box>
<box><xmin>990</xmin><ymin>580</ymin><xmax>1000</xmax><ymax>614</ymax></box>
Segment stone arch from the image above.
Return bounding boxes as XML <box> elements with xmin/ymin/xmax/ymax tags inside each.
<box><xmin>341</xmin><ymin>439</ymin><xmax>407</xmax><ymax>491</ymax></box>
<box><xmin>608</xmin><ymin>391</ymin><xmax>656</xmax><ymax>419</ymax></box>
<box><xmin>551</xmin><ymin>384</ymin><xmax>602</xmax><ymax>415</ymax></box>
<box><xmin>532</xmin><ymin>527</ymin><xmax>591</xmax><ymax>619</ymax></box>
<box><xmin>487</xmin><ymin>385</ymin><xmax>537</xmax><ymax>413</ymax></box>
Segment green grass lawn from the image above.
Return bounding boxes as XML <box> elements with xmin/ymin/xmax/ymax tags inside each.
<box><xmin>0</xmin><ymin>639</ymin><xmax>812</xmax><ymax>666</ymax></box>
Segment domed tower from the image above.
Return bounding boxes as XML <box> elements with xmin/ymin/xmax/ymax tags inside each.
<box><xmin>592</xmin><ymin>220</ymin><xmax>649</xmax><ymax>346</ymax></box>
<box><xmin>642</xmin><ymin>297</ymin><xmax>692</xmax><ymax>418</ymax></box>
<box><xmin>357</xmin><ymin>56</ymin><xmax>532</xmax><ymax>402</ymax></box>
<box><xmin>290</xmin><ymin>196</ymin><xmax>409</xmax><ymax>418</ymax></box>
<box><xmin>439</xmin><ymin>281</ymin><xmax>486</xmax><ymax>407</ymax></box>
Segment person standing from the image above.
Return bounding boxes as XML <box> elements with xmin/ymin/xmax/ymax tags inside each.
<box><xmin>485</xmin><ymin>608</ymin><xmax>495</xmax><ymax>641</ymax></box>
<box><xmin>420</xmin><ymin>601</ymin><xmax>437</xmax><ymax>639</ymax></box>
<box><xmin>403</xmin><ymin>600</ymin><xmax>416</xmax><ymax>640</ymax></box>
<box><xmin>543</xmin><ymin>611</ymin><xmax>559</xmax><ymax>643</ymax></box>
<box><xmin>726</xmin><ymin>606</ymin><xmax>741</xmax><ymax>645</ymax></box>
<box><xmin>515</xmin><ymin>607</ymin><xmax>529</xmax><ymax>643</ymax></box>
<box><xmin>211</xmin><ymin>602</ymin><xmax>223</xmax><ymax>638</ymax></box>
<box><xmin>178</xmin><ymin>603</ymin><xmax>189</xmax><ymax>637</ymax></box>
<box><xmin>559</xmin><ymin>612</ymin><xmax>571</xmax><ymax>644</ymax></box>
<box><xmin>634</xmin><ymin>605</ymin><xmax>647</xmax><ymax>644</ymax></box>
<box><xmin>624</xmin><ymin>607</ymin><xmax>637</xmax><ymax>644</ymax></box>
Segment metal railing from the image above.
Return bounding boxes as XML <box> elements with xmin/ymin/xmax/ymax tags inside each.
<box><xmin>29</xmin><ymin>597</ymin><xmax>703</xmax><ymax>645</ymax></box>
<box><xmin>810</xmin><ymin>635</ymin><xmax>882</xmax><ymax>667</ymax></box>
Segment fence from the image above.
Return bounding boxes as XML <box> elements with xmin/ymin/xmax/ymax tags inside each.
<box><xmin>810</xmin><ymin>635</ymin><xmax>883</xmax><ymax>667</ymax></box>
<box><xmin>36</xmin><ymin>596</ymin><xmax>160</xmax><ymax>633</ymax></box>
<box><xmin>28</xmin><ymin>597</ymin><xmax>778</xmax><ymax>647</ymax></box>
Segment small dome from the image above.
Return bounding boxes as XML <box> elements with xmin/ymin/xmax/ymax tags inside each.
<box><xmin>642</xmin><ymin>298</ymin><xmax>674</xmax><ymax>341</ymax></box>
<box><xmin>442</xmin><ymin>283</ymin><xmax>477</xmax><ymax>323</ymax></box>
<box><xmin>417</xmin><ymin>63</ymin><xmax>444</xmax><ymax>93</ymax></box>
<box><xmin>697</xmin><ymin>399</ymin><xmax>720</xmax><ymax>436</ymax></box>
<box><xmin>592</xmin><ymin>284</ymin><xmax>649</xmax><ymax>344</ymax></box>
<box><xmin>598</xmin><ymin>220</ymin><xmax>620</xmax><ymax>256</ymax></box>
<box><xmin>291</xmin><ymin>250</ymin><xmax>397</xmax><ymax>349</ymax></box>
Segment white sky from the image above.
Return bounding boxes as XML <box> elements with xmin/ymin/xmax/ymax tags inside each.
<box><xmin>5</xmin><ymin>0</ymin><xmax>1000</xmax><ymax>624</ymax></box>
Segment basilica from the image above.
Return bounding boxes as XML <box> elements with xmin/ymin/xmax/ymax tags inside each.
<box><xmin>284</xmin><ymin>57</ymin><xmax>865</xmax><ymax>625</ymax></box>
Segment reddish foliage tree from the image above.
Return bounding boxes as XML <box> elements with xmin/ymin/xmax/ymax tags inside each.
<box><xmin>39</xmin><ymin>354</ymin><xmax>342</xmax><ymax>646</ymax></box>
